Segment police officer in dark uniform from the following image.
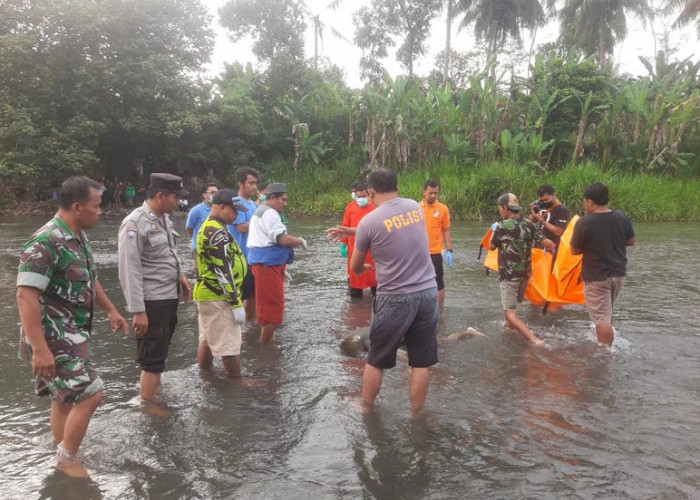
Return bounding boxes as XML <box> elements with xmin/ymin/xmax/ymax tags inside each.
<box><xmin>118</xmin><ymin>173</ymin><xmax>191</xmax><ymax>406</ymax></box>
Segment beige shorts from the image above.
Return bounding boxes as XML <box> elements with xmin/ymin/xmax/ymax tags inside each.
<box><xmin>583</xmin><ymin>277</ymin><xmax>625</xmax><ymax>325</ymax></box>
<box><xmin>196</xmin><ymin>301</ymin><xmax>242</xmax><ymax>356</ymax></box>
<box><xmin>500</xmin><ymin>279</ymin><xmax>527</xmax><ymax>310</ymax></box>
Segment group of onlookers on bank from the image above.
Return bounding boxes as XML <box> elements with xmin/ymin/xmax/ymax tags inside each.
<box><xmin>15</xmin><ymin>167</ymin><xmax>634</xmax><ymax>476</ymax></box>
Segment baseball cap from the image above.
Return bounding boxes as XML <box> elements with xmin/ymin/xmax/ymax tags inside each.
<box><xmin>497</xmin><ymin>192</ymin><xmax>521</xmax><ymax>211</ymax></box>
<box><xmin>211</xmin><ymin>188</ymin><xmax>248</xmax><ymax>212</ymax></box>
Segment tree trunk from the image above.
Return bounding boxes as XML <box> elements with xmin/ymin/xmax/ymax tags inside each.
<box><xmin>598</xmin><ymin>23</ymin><xmax>606</xmax><ymax>71</ymax></box>
<box><xmin>572</xmin><ymin>115</ymin><xmax>586</xmax><ymax>165</ymax></box>
<box><xmin>443</xmin><ymin>0</ymin><xmax>452</xmax><ymax>86</ymax></box>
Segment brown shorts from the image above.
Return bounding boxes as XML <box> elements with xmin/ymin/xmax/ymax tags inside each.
<box><xmin>252</xmin><ymin>264</ymin><xmax>285</xmax><ymax>325</ymax></box>
<box><xmin>499</xmin><ymin>279</ymin><xmax>527</xmax><ymax>310</ymax></box>
<box><xmin>197</xmin><ymin>300</ymin><xmax>242</xmax><ymax>356</ymax></box>
<box><xmin>584</xmin><ymin>277</ymin><xmax>625</xmax><ymax>325</ymax></box>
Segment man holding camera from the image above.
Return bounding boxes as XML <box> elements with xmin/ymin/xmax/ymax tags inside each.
<box><xmin>528</xmin><ymin>184</ymin><xmax>570</xmax><ymax>249</ymax></box>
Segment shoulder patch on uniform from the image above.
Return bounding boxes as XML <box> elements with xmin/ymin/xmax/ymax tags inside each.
<box><xmin>126</xmin><ymin>229</ymin><xmax>138</xmax><ymax>241</ymax></box>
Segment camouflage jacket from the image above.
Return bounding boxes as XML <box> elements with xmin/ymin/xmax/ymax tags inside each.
<box><xmin>491</xmin><ymin>216</ymin><xmax>544</xmax><ymax>281</ymax></box>
<box><xmin>17</xmin><ymin>217</ymin><xmax>96</xmax><ymax>358</ymax></box>
<box><xmin>193</xmin><ymin>215</ymin><xmax>246</xmax><ymax>306</ymax></box>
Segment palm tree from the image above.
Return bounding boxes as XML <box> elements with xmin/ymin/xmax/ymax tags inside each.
<box><xmin>456</xmin><ymin>0</ymin><xmax>546</xmax><ymax>84</ymax></box>
<box><xmin>557</xmin><ymin>0</ymin><xmax>648</xmax><ymax>71</ymax></box>
<box><xmin>666</xmin><ymin>0</ymin><xmax>700</xmax><ymax>38</ymax></box>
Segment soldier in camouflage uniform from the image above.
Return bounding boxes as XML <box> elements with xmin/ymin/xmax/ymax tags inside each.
<box><xmin>489</xmin><ymin>193</ymin><xmax>553</xmax><ymax>345</ymax></box>
<box><xmin>194</xmin><ymin>189</ymin><xmax>248</xmax><ymax>378</ymax></box>
<box><xmin>16</xmin><ymin>176</ymin><xmax>128</xmax><ymax>476</ymax></box>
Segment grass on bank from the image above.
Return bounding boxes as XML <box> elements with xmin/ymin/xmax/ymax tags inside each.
<box><xmin>262</xmin><ymin>159</ymin><xmax>700</xmax><ymax>222</ymax></box>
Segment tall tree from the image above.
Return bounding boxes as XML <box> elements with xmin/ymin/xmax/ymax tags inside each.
<box><xmin>666</xmin><ymin>0</ymin><xmax>700</xmax><ymax>37</ymax></box>
<box><xmin>456</xmin><ymin>0</ymin><xmax>546</xmax><ymax>70</ymax></box>
<box><xmin>353</xmin><ymin>6</ymin><xmax>395</xmax><ymax>86</ymax></box>
<box><xmin>219</xmin><ymin>0</ymin><xmax>307</xmax><ymax>93</ymax></box>
<box><xmin>557</xmin><ymin>0</ymin><xmax>649</xmax><ymax>70</ymax></box>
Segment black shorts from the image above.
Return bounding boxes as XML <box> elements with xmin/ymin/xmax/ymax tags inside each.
<box><xmin>430</xmin><ymin>254</ymin><xmax>445</xmax><ymax>291</ymax></box>
<box><xmin>367</xmin><ymin>287</ymin><xmax>439</xmax><ymax>369</ymax></box>
<box><xmin>136</xmin><ymin>299</ymin><xmax>179</xmax><ymax>373</ymax></box>
<box><xmin>241</xmin><ymin>268</ymin><xmax>255</xmax><ymax>301</ymax></box>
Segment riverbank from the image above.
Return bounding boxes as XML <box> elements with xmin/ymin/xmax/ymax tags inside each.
<box><xmin>3</xmin><ymin>162</ymin><xmax>698</xmax><ymax>221</ymax></box>
<box><xmin>268</xmin><ymin>160</ymin><xmax>700</xmax><ymax>222</ymax></box>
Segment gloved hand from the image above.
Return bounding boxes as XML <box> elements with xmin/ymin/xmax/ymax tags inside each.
<box><xmin>444</xmin><ymin>250</ymin><xmax>453</xmax><ymax>267</ymax></box>
<box><xmin>339</xmin><ymin>242</ymin><xmax>348</xmax><ymax>257</ymax></box>
<box><xmin>299</xmin><ymin>237</ymin><xmax>308</xmax><ymax>251</ymax></box>
<box><xmin>490</xmin><ymin>222</ymin><xmax>499</xmax><ymax>232</ymax></box>
<box><xmin>232</xmin><ymin>306</ymin><xmax>246</xmax><ymax>325</ymax></box>
<box><xmin>284</xmin><ymin>270</ymin><xmax>292</xmax><ymax>286</ymax></box>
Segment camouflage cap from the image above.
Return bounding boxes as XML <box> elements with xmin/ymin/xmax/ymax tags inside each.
<box><xmin>497</xmin><ymin>192</ymin><xmax>521</xmax><ymax>211</ymax></box>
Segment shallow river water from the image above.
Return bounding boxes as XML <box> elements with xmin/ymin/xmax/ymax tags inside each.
<box><xmin>0</xmin><ymin>215</ymin><xmax>698</xmax><ymax>499</ymax></box>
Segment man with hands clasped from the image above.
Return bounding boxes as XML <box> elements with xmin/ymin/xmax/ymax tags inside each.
<box><xmin>247</xmin><ymin>183</ymin><xmax>308</xmax><ymax>344</ymax></box>
<box><xmin>194</xmin><ymin>189</ymin><xmax>249</xmax><ymax>378</ymax></box>
<box><xmin>419</xmin><ymin>179</ymin><xmax>453</xmax><ymax>308</ymax></box>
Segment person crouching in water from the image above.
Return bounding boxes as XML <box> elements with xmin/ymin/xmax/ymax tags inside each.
<box><xmin>489</xmin><ymin>193</ymin><xmax>553</xmax><ymax>345</ymax></box>
<box><xmin>194</xmin><ymin>189</ymin><xmax>249</xmax><ymax>378</ymax></box>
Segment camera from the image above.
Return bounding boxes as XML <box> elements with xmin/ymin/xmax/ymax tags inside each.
<box><xmin>532</xmin><ymin>200</ymin><xmax>545</xmax><ymax>212</ymax></box>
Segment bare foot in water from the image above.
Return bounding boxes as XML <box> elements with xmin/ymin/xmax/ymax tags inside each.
<box><xmin>531</xmin><ymin>337</ymin><xmax>545</xmax><ymax>346</ymax></box>
<box><xmin>56</xmin><ymin>444</ymin><xmax>89</xmax><ymax>478</ymax></box>
<box><xmin>141</xmin><ymin>401</ymin><xmax>172</xmax><ymax>417</ymax></box>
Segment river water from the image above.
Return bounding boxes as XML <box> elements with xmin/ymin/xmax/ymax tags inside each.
<box><xmin>0</xmin><ymin>215</ymin><xmax>698</xmax><ymax>499</ymax></box>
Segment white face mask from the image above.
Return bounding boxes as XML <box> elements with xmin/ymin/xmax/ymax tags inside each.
<box><xmin>356</xmin><ymin>197</ymin><xmax>369</xmax><ymax>208</ymax></box>
<box><xmin>351</xmin><ymin>192</ymin><xmax>356</xmax><ymax>200</ymax></box>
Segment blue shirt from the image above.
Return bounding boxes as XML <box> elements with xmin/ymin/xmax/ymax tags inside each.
<box><xmin>186</xmin><ymin>202</ymin><xmax>211</xmax><ymax>250</ymax></box>
<box><xmin>228</xmin><ymin>197</ymin><xmax>258</xmax><ymax>258</ymax></box>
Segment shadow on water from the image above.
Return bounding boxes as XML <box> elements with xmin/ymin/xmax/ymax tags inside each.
<box><xmin>1</xmin><ymin>216</ymin><xmax>699</xmax><ymax>498</ymax></box>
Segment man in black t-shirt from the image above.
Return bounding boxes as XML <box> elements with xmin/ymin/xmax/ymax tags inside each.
<box><xmin>529</xmin><ymin>184</ymin><xmax>570</xmax><ymax>248</ymax></box>
<box><xmin>571</xmin><ymin>182</ymin><xmax>635</xmax><ymax>346</ymax></box>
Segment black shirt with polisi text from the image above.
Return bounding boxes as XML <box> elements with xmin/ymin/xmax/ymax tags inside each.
<box><xmin>570</xmin><ymin>210</ymin><xmax>635</xmax><ymax>282</ymax></box>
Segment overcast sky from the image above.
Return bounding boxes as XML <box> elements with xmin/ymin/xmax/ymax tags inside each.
<box><xmin>202</xmin><ymin>0</ymin><xmax>699</xmax><ymax>88</ymax></box>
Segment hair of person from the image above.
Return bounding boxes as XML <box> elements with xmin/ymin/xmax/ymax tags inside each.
<box><xmin>355</xmin><ymin>181</ymin><xmax>368</xmax><ymax>192</ymax></box>
<box><xmin>423</xmin><ymin>179</ymin><xmax>439</xmax><ymax>190</ymax></box>
<box><xmin>236</xmin><ymin>166</ymin><xmax>259</xmax><ymax>184</ymax></box>
<box><xmin>536</xmin><ymin>184</ymin><xmax>555</xmax><ymax>196</ymax></box>
<box><xmin>368</xmin><ymin>168</ymin><xmax>398</xmax><ymax>193</ymax></box>
<box><xmin>58</xmin><ymin>176</ymin><xmax>104</xmax><ymax>210</ymax></box>
<box><xmin>200</xmin><ymin>183</ymin><xmax>218</xmax><ymax>195</ymax></box>
<box><xmin>583</xmin><ymin>182</ymin><xmax>609</xmax><ymax>206</ymax></box>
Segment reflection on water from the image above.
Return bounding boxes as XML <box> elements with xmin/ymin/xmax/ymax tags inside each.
<box><xmin>1</xmin><ymin>216</ymin><xmax>699</xmax><ymax>499</ymax></box>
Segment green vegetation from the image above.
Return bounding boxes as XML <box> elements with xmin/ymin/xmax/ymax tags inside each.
<box><xmin>1</xmin><ymin>0</ymin><xmax>699</xmax><ymax>221</ymax></box>
<box><xmin>269</xmin><ymin>160</ymin><xmax>700</xmax><ymax>222</ymax></box>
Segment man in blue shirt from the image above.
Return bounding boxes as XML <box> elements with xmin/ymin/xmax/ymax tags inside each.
<box><xmin>229</xmin><ymin>167</ymin><xmax>259</xmax><ymax>323</ymax></box>
<box><xmin>186</xmin><ymin>183</ymin><xmax>218</xmax><ymax>258</ymax></box>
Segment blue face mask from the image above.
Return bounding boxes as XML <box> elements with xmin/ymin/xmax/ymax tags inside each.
<box><xmin>356</xmin><ymin>197</ymin><xmax>369</xmax><ymax>208</ymax></box>
<box><xmin>208</xmin><ymin>195</ymin><xmax>214</xmax><ymax>204</ymax></box>
<box><xmin>259</xmin><ymin>194</ymin><xmax>267</xmax><ymax>203</ymax></box>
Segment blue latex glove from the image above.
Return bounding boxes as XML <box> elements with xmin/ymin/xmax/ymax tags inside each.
<box><xmin>339</xmin><ymin>242</ymin><xmax>348</xmax><ymax>258</ymax></box>
<box><xmin>444</xmin><ymin>250</ymin><xmax>453</xmax><ymax>267</ymax></box>
<box><xmin>490</xmin><ymin>222</ymin><xmax>499</xmax><ymax>232</ymax></box>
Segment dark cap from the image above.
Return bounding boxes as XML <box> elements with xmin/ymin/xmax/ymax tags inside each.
<box><xmin>266</xmin><ymin>182</ymin><xmax>287</xmax><ymax>195</ymax></box>
<box><xmin>497</xmin><ymin>192</ymin><xmax>521</xmax><ymax>211</ymax></box>
<box><xmin>149</xmin><ymin>173</ymin><xmax>189</xmax><ymax>197</ymax></box>
<box><xmin>211</xmin><ymin>188</ymin><xmax>248</xmax><ymax>212</ymax></box>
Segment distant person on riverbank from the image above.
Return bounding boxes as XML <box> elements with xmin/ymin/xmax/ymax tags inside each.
<box><xmin>328</xmin><ymin>168</ymin><xmax>438</xmax><ymax>416</ymax></box>
<box><xmin>186</xmin><ymin>183</ymin><xmax>218</xmax><ymax>268</ymax></box>
<box><xmin>570</xmin><ymin>182</ymin><xmax>635</xmax><ymax>346</ymax></box>
<box><xmin>229</xmin><ymin>167</ymin><xmax>260</xmax><ymax>324</ymax></box>
<box><xmin>528</xmin><ymin>184</ymin><xmax>570</xmax><ymax>251</ymax></box>
<box><xmin>247</xmin><ymin>183</ymin><xmax>307</xmax><ymax>344</ymax></box>
<box><xmin>118</xmin><ymin>173</ymin><xmax>191</xmax><ymax>409</ymax></box>
<box><xmin>194</xmin><ymin>189</ymin><xmax>248</xmax><ymax>378</ymax></box>
<box><xmin>490</xmin><ymin>193</ymin><xmax>553</xmax><ymax>345</ymax></box>
<box><xmin>125</xmin><ymin>183</ymin><xmax>136</xmax><ymax>207</ymax></box>
<box><xmin>419</xmin><ymin>179</ymin><xmax>453</xmax><ymax>308</ymax></box>
<box><xmin>340</xmin><ymin>181</ymin><xmax>377</xmax><ymax>298</ymax></box>
<box><xmin>16</xmin><ymin>176</ymin><xmax>129</xmax><ymax>477</ymax></box>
